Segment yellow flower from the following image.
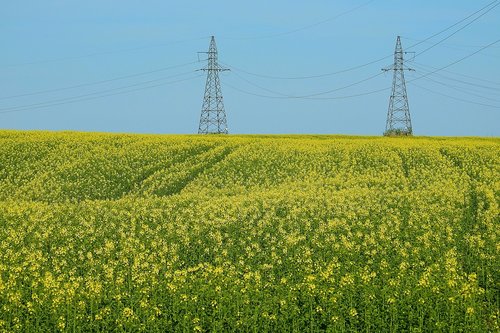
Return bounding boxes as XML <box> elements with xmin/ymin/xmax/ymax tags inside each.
<box><xmin>122</xmin><ymin>307</ymin><xmax>134</xmax><ymax>318</ymax></box>
<box><xmin>57</xmin><ymin>316</ymin><xmax>66</xmax><ymax>330</ymax></box>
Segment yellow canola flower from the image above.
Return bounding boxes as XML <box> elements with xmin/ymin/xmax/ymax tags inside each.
<box><xmin>0</xmin><ymin>131</ymin><xmax>497</xmax><ymax>332</ymax></box>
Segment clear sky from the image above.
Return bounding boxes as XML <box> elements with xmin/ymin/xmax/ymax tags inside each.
<box><xmin>1</xmin><ymin>0</ymin><xmax>499</xmax><ymax>136</ymax></box>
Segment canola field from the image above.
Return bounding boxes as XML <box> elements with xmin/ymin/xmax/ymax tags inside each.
<box><xmin>0</xmin><ymin>130</ymin><xmax>498</xmax><ymax>332</ymax></box>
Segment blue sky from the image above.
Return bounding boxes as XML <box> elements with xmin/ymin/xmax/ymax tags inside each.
<box><xmin>1</xmin><ymin>0</ymin><xmax>499</xmax><ymax>135</ymax></box>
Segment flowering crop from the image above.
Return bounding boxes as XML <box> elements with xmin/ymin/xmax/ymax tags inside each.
<box><xmin>0</xmin><ymin>131</ymin><xmax>498</xmax><ymax>332</ymax></box>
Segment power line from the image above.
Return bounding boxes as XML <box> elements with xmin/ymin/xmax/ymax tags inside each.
<box><xmin>0</xmin><ymin>71</ymin><xmax>198</xmax><ymax>113</ymax></box>
<box><xmin>411</xmin><ymin>64</ymin><xmax>500</xmax><ymax>95</ymax></box>
<box><xmin>409</xmin><ymin>81</ymin><xmax>500</xmax><ymax>109</ymax></box>
<box><xmin>300</xmin><ymin>72</ymin><xmax>385</xmax><ymax>98</ymax></box>
<box><xmin>401</xmin><ymin>36</ymin><xmax>500</xmax><ymax>49</ymax></box>
<box><xmin>414</xmin><ymin>1</ymin><xmax>500</xmax><ymax>57</ymax></box>
<box><xmin>222</xmin><ymin>79</ymin><xmax>390</xmax><ymax>100</ymax></box>
<box><xmin>404</xmin><ymin>0</ymin><xmax>500</xmax><ymax>52</ymax></box>
<box><xmin>228</xmin><ymin>71</ymin><xmax>293</xmax><ymax>97</ymax></box>
<box><xmin>230</xmin><ymin>69</ymin><xmax>385</xmax><ymax>98</ymax></box>
<box><xmin>407</xmin><ymin>39</ymin><xmax>500</xmax><ymax>84</ymax></box>
<box><xmin>1</xmin><ymin>36</ymin><xmax>210</xmax><ymax>69</ymax></box>
<box><xmin>219</xmin><ymin>1</ymin><xmax>500</xmax><ymax>81</ymax></box>
<box><xmin>220</xmin><ymin>57</ymin><xmax>392</xmax><ymax>80</ymax></box>
<box><xmin>219</xmin><ymin>0</ymin><xmax>376</xmax><ymax>41</ymax></box>
<box><xmin>411</xmin><ymin>61</ymin><xmax>500</xmax><ymax>87</ymax></box>
<box><xmin>7</xmin><ymin>37</ymin><xmax>492</xmax><ymax>111</ymax></box>
<box><xmin>0</xmin><ymin>61</ymin><xmax>200</xmax><ymax>101</ymax></box>
<box><xmin>0</xmin><ymin>75</ymin><xmax>202</xmax><ymax>114</ymax></box>
<box><xmin>1</xmin><ymin>3</ymin><xmax>497</xmax><ymax>120</ymax></box>
<box><xmin>407</xmin><ymin>38</ymin><xmax>500</xmax><ymax>109</ymax></box>
<box><xmin>401</xmin><ymin>36</ymin><xmax>500</xmax><ymax>58</ymax></box>
<box><xmin>222</xmin><ymin>39</ymin><xmax>500</xmax><ymax>102</ymax></box>
<box><xmin>1</xmin><ymin>2</ymin><xmax>374</xmax><ymax>69</ymax></box>
<box><xmin>408</xmin><ymin>72</ymin><xmax>500</xmax><ymax>103</ymax></box>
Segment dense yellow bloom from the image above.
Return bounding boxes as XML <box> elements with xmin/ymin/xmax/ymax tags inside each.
<box><xmin>0</xmin><ymin>131</ymin><xmax>497</xmax><ymax>332</ymax></box>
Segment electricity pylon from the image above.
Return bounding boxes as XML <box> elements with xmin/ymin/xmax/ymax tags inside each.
<box><xmin>383</xmin><ymin>36</ymin><xmax>414</xmax><ymax>136</ymax></box>
<box><xmin>198</xmin><ymin>36</ymin><xmax>229</xmax><ymax>134</ymax></box>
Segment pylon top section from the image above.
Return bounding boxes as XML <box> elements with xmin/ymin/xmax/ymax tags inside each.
<box><xmin>383</xmin><ymin>36</ymin><xmax>413</xmax><ymax>73</ymax></box>
<box><xmin>200</xmin><ymin>36</ymin><xmax>229</xmax><ymax>72</ymax></box>
<box><xmin>394</xmin><ymin>36</ymin><xmax>403</xmax><ymax>65</ymax></box>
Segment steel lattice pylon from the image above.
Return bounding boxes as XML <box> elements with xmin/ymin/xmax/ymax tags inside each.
<box><xmin>198</xmin><ymin>36</ymin><xmax>229</xmax><ymax>134</ymax></box>
<box><xmin>383</xmin><ymin>36</ymin><xmax>413</xmax><ymax>136</ymax></box>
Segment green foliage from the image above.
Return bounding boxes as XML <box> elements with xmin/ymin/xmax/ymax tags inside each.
<box><xmin>384</xmin><ymin>128</ymin><xmax>413</xmax><ymax>136</ymax></box>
